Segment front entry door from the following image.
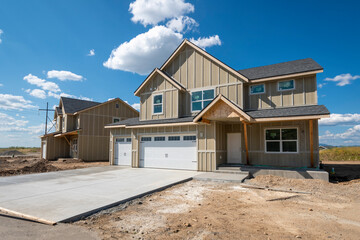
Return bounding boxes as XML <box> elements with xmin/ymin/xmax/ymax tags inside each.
<box><xmin>227</xmin><ymin>133</ymin><xmax>242</xmax><ymax>164</ymax></box>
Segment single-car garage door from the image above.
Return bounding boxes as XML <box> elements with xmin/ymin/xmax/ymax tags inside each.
<box><xmin>114</xmin><ymin>137</ymin><xmax>132</xmax><ymax>166</ymax></box>
<box><xmin>139</xmin><ymin>135</ymin><xmax>197</xmax><ymax>170</ymax></box>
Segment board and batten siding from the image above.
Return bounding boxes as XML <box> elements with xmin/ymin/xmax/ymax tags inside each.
<box><xmin>245</xmin><ymin>75</ymin><xmax>318</xmax><ymax>110</ymax></box>
<box><xmin>138</xmin><ymin>45</ymin><xmax>245</xmax><ymax>121</ymax></box>
<box><xmin>78</xmin><ymin>100</ymin><xmax>139</xmax><ymax>161</ymax></box>
<box><xmin>139</xmin><ymin>73</ymin><xmax>179</xmax><ymax>121</ymax></box>
<box><xmin>109</xmin><ymin>123</ymin><xmax>216</xmax><ymax>171</ymax></box>
<box><xmin>164</xmin><ymin>45</ymin><xmax>245</xmax><ymax>117</ymax></box>
<box><xmin>41</xmin><ymin>135</ymin><xmax>69</xmax><ymax>160</ymax></box>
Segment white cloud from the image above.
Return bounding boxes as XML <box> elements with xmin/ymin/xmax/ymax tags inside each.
<box><xmin>320</xmin><ymin>125</ymin><xmax>360</xmax><ymax>143</ymax></box>
<box><xmin>87</xmin><ymin>49</ymin><xmax>95</xmax><ymax>56</ymax></box>
<box><xmin>0</xmin><ymin>94</ymin><xmax>37</xmax><ymax>111</ymax></box>
<box><xmin>29</xmin><ymin>89</ymin><xmax>46</xmax><ymax>99</ymax></box>
<box><xmin>324</xmin><ymin>73</ymin><xmax>360</xmax><ymax>86</ymax></box>
<box><xmin>0</xmin><ymin>112</ymin><xmax>28</xmax><ymax>128</ymax></box>
<box><xmin>104</xmin><ymin>25</ymin><xmax>182</xmax><ymax>75</ymax></box>
<box><xmin>319</xmin><ymin>113</ymin><xmax>360</xmax><ymax>126</ymax></box>
<box><xmin>318</xmin><ymin>83</ymin><xmax>326</xmax><ymax>88</ymax></box>
<box><xmin>47</xmin><ymin>70</ymin><xmax>84</xmax><ymax>81</ymax></box>
<box><xmin>0</xmin><ymin>83</ymin><xmax>3</xmax><ymax>87</ymax></box>
<box><xmin>131</xmin><ymin>103</ymin><xmax>140</xmax><ymax>110</ymax></box>
<box><xmin>166</xmin><ymin>16</ymin><xmax>198</xmax><ymax>33</ymax></box>
<box><xmin>0</xmin><ymin>29</ymin><xmax>3</xmax><ymax>44</ymax></box>
<box><xmin>190</xmin><ymin>35</ymin><xmax>222</xmax><ymax>49</ymax></box>
<box><xmin>129</xmin><ymin>0</ymin><xmax>194</xmax><ymax>26</ymax></box>
<box><xmin>24</xmin><ymin>74</ymin><xmax>61</xmax><ymax>92</ymax></box>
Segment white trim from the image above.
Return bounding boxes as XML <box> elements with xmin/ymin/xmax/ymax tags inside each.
<box><xmin>190</xmin><ymin>88</ymin><xmax>215</xmax><ymax>113</ymax></box>
<box><xmin>264</xmin><ymin>127</ymin><xmax>299</xmax><ymax>154</ymax></box>
<box><xmin>152</xmin><ymin>93</ymin><xmax>163</xmax><ymax>115</ymax></box>
<box><xmin>278</xmin><ymin>79</ymin><xmax>295</xmax><ymax>92</ymax></box>
<box><xmin>249</xmin><ymin>83</ymin><xmax>266</xmax><ymax>95</ymax></box>
<box><xmin>112</xmin><ymin>117</ymin><xmax>121</xmax><ymax>123</ymax></box>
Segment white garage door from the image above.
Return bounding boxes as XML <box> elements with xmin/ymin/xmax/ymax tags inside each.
<box><xmin>114</xmin><ymin>137</ymin><xmax>132</xmax><ymax>166</ymax></box>
<box><xmin>139</xmin><ymin>135</ymin><xmax>197</xmax><ymax>170</ymax></box>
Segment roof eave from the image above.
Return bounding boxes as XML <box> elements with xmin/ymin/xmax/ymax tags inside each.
<box><xmin>248</xmin><ymin>69</ymin><xmax>323</xmax><ymax>83</ymax></box>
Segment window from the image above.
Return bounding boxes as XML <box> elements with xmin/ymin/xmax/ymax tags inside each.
<box><xmin>116</xmin><ymin>138</ymin><xmax>125</xmax><ymax>143</ymax></box>
<box><xmin>76</xmin><ymin>116</ymin><xmax>80</xmax><ymax>129</ymax></box>
<box><xmin>141</xmin><ymin>137</ymin><xmax>151</xmax><ymax>142</ymax></box>
<box><xmin>250</xmin><ymin>84</ymin><xmax>265</xmax><ymax>95</ymax></box>
<box><xmin>191</xmin><ymin>89</ymin><xmax>214</xmax><ymax>112</ymax></box>
<box><xmin>126</xmin><ymin>138</ymin><xmax>131</xmax><ymax>142</ymax></box>
<box><xmin>265</xmin><ymin>128</ymin><xmax>298</xmax><ymax>153</ymax></box>
<box><xmin>278</xmin><ymin>80</ymin><xmax>295</xmax><ymax>91</ymax></box>
<box><xmin>154</xmin><ymin>136</ymin><xmax>165</xmax><ymax>141</ymax></box>
<box><xmin>115</xmin><ymin>103</ymin><xmax>119</xmax><ymax>108</ymax></box>
<box><xmin>168</xmin><ymin>136</ymin><xmax>180</xmax><ymax>141</ymax></box>
<box><xmin>62</xmin><ymin>117</ymin><xmax>65</xmax><ymax>131</ymax></box>
<box><xmin>184</xmin><ymin>136</ymin><xmax>196</xmax><ymax>141</ymax></box>
<box><xmin>153</xmin><ymin>94</ymin><xmax>163</xmax><ymax>114</ymax></box>
<box><xmin>113</xmin><ymin>117</ymin><xmax>120</xmax><ymax>123</ymax></box>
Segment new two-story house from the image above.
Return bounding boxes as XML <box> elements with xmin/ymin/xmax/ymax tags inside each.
<box><xmin>41</xmin><ymin>97</ymin><xmax>138</xmax><ymax>161</ymax></box>
<box><xmin>105</xmin><ymin>39</ymin><xmax>330</xmax><ymax>171</ymax></box>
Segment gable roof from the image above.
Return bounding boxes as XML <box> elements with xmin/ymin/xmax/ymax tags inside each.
<box><xmin>193</xmin><ymin>94</ymin><xmax>253</xmax><ymax>123</ymax></box>
<box><xmin>60</xmin><ymin>97</ymin><xmax>101</xmax><ymax>114</ymax></box>
<box><xmin>160</xmin><ymin>39</ymin><xmax>249</xmax><ymax>82</ymax></box>
<box><xmin>134</xmin><ymin>68</ymin><xmax>186</xmax><ymax>96</ymax></box>
<box><xmin>238</xmin><ymin>58</ymin><xmax>323</xmax><ymax>81</ymax></box>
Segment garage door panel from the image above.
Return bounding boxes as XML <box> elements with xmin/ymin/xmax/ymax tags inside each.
<box><xmin>114</xmin><ymin>138</ymin><xmax>132</xmax><ymax>166</ymax></box>
<box><xmin>140</xmin><ymin>135</ymin><xmax>197</xmax><ymax>170</ymax></box>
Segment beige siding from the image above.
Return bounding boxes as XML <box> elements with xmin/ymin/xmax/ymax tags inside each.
<box><xmin>77</xmin><ymin>99</ymin><xmax>138</xmax><ymax>161</ymax></box>
<box><xmin>245</xmin><ymin>75</ymin><xmax>318</xmax><ymax>110</ymax></box>
<box><xmin>41</xmin><ymin>135</ymin><xmax>69</xmax><ymax>160</ymax></box>
<box><xmin>161</xmin><ymin>45</ymin><xmax>245</xmax><ymax>117</ymax></box>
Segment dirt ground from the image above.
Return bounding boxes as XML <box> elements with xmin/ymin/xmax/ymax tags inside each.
<box><xmin>0</xmin><ymin>157</ymin><xmax>107</xmax><ymax>176</ymax></box>
<box><xmin>75</xmin><ymin>176</ymin><xmax>360</xmax><ymax>240</ymax></box>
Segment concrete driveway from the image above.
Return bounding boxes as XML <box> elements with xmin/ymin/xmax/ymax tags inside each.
<box><xmin>0</xmin><ymin>166</ymin><xmax>198</xmax><ymax>223</ymax></box>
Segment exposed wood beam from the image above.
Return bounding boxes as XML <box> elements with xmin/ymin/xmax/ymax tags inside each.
<box><xmin>243</xmin><ymin>121</ymin><xmax>249</xmax><ymax>165</ymax></box>
<box><xmin>63</xmin><ymin>136</ymin><xmax>70</xmax><ymax>145</ymax></box>
<box><xmin>201</xmin><ymin>118</ymin><xmax>211</xmax><ymax>124</ymax></box>
<box><xmin>309</xmin><ymin>119</ymin><xmax>314</xmax><ymax>168</ymax></box>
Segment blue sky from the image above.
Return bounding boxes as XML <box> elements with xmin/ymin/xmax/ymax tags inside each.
<box><xmin>0</xmin><ymin>0</ymin><xmax>359</xmax><ymax>147</ymax></box>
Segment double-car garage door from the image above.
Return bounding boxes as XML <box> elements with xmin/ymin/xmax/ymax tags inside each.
<box><xmin>139</xmin><ymin>135</ymin><xmax>197</xmax><ymax>170</ymax></box>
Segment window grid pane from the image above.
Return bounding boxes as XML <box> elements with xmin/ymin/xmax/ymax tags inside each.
<box><xmin>278</xmin><ymin>80</ymin><xmax>294</xmax><ymax>91</ymax></box>
<box><xmin>250</xmin><ymin>84</ymin><xmax>265</xmax><ymax>94</ymax></box>
<box><xmin>265</xmin><ymin>128</ymin><xmax>298</xmax><ymax>153</ymax></box>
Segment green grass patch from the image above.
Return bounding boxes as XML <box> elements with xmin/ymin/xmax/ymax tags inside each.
<box><xmin>0</xmin><ymin>147</ymin><xmax>40</xmax><ymax>154</ymax></box>
<box><xmin>320</xmin><ymin>147</ymin><xmax>360</xmax><ymax>162</ymax></box>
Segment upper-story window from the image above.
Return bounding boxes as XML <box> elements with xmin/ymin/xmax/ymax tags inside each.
<box><xmin>250</xmin><ymin>84</ymin><xmax>265</xmax><ymax>95</ymax></box>
<box><xmin>113</xmin><ymin>117</ymin><xmax>120</xmax><ymax>123</ymax></box>
<box><xmin>191</xmin><ymin>89</ymin><xmax>214</xmax><ymax>112</ymax></box>
<box><xmin>62</xmin><ymin>117</ymin><xmax>65</xmax><ymax>131</ymax></box>
<box><xmin>278</xmin><ymin>79</ymin><xmax>295</xmax><ymax>91</ymax></box>
<box><xmin>76</xmin><ymin>116</ymin><xmax>80</xmax><ymax>129</ymax></box>
<box><xmin>153</xmin><ymin>94</ymin><xmax>163</xmax><ymax>114</ymax></box>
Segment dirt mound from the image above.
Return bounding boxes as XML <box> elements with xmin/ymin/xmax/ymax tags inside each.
<box><xmin>0</xmin><ymin>159</ymin><xmax>59</xmax><ymax>176</ymax></box>
<box><xmin>0</xmin><ymin>150</ymin><xmax>25</xmax><ymax>156</ymax></box>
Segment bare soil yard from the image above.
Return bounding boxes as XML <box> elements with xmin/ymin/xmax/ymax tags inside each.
<box><xmin>0</xmin><ymin>157</ymin><xmax>107</xmax><ymax>176</ymax></box>
<box><xmin>76</xmin><ymin>176</ymin><xmax>360</xmax><ymax>240</ymax></box>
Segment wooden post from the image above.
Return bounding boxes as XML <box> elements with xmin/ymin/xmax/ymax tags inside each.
<box><xmin>243</xmin><ymin>121</ymin><xmax>249</xmax><ymax>165</ymax></box>
<box><xmin>309</xmin><ymin>119</ymin><xmax>314</xmax><ymax>168</ymax></box>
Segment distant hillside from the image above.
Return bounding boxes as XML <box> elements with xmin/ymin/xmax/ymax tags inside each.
<box><xmin>320</xmin><ymin>147</ymin><xmax>360</xmax><ymax>162</ymax></box>
<box><xmin>319</xmin><ymin>143</ymin><xmax>336</xmax><ymax>149</ymax></box>
<box><xmin>0</xmin><ymin>147</ymin><xmax>40</xmax><ymax>155</ymax></box>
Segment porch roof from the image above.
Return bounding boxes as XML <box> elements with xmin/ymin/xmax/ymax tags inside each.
<box><xmin>193</xmin><ymin>94</ymin><xmax>254</xmax><ymax>123</ymax></box>
<box><xmin>246</xmin><ymin>105</ymin><xmax>330</xmax><ymax>119</ymax></box>
<box><xmin>54</xmin><ymin>129</ymin><xmax>81</xmax><ymax>137</ymax></box>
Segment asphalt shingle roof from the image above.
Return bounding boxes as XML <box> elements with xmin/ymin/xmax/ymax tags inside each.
<box><xmin>107</xmin><ymin>116</ymin><xmax>194</xmax><ymax>127</ymax></box>
<box><xmin>61</xmin><ymin>97</ymin><xmax>101</xmax><ymax>114</ymax></box>
<box><xmin>245</xmin><ymin>105</ymin><xmax>330</xmax><ymax>118</ymax></box>
<box><xmin>238</xmin><ymin>58</ymin><xmax>323</xmax><ymax>80</ymax></box>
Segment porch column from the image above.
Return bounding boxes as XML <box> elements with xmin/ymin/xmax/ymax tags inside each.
<box><xmin>243</xmin><ymin>121</ymin><xmax>249</xmax><ymax>165</ymax></box>
<box><xmin>309</xmin><ymin>119</ymin><xmax>314</xmax><ymax>168</ymax></box>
